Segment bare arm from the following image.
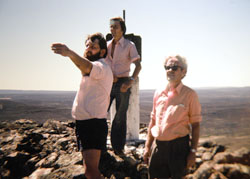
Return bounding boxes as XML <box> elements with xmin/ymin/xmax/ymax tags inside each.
<box><xmin>131</xmin><ymin>59</ymin><xmax>142</xmax><ymax>80</ymax></box>
<box><xmin>187</xmin><ymin>122</ymin><xmax>200</xmax><ymax>168</ymax></box>
<box><xmin>143</xmin><ymin>119</ymin><xmax>155</xmax><ymax>164</ymax></box>
<box><xmin>51</xmin><ymin>43</ymin><xmax>92</xmax><ymax>75</ymax></box>
<box><xmin>190</xmin><ymin>122</ymin><xmax>200</xmax><ymax>150</ymax></box>
<box><xmin>120</xmin><ymin>59</ymin><xmax>141</xmax><ymax>92</ymax></box>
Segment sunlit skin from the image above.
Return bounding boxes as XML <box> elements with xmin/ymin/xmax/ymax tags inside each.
<box><xmin>51</xmin><ymin>39</ymin><xmax>105</xmax><ymax>76</ymax></box>
<box><xmin>110</xmin><ymin>20</ymin><xmax>123</xmax><ymax>43</ymax></box>
<box><xmin>84</xmin><ymin>39</ymin><xmax>102</xmax><ymax>60</ymax></box>
<box><xmin>52</xmin><ymin>39</ymin><xmax>104</xmax><ymax>60</ymax></box>
<box><xmin>165</xmin><ymin>58</ymin><xmax>186</xmax><ymax>90</ymax></box>
<box><xmin>109</xmin><ymin>20</ymin><xmax>141</xmax><ymax>92</ymax></box>
<box><xmin>51</xmin><ymin>38</ymin><xmax>106</xmax><ymax>179</ymax></box>
<box><xmin>165</xmin><ymin>58</ymin><xmax>200</xmax><ymax>168</ymax></box>
<box><xmin>110</xmin><ymin>20</ymin><xmax>123</xmax><ymax>84</ymax></box>
<box><xmin>144</xmin><ymin>57</ymin><xmax>199</xmax><ymax>171</ymax></box>
<box><xmin>165</xmin><ymin>58</ymin><xmax>197</xmax><ymax>168</ymax></box>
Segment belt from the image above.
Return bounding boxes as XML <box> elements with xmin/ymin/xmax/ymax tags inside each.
<box><xmin>113</xmin><ymin>77</ymin><xmax>129</xmax><ymax>83</ymax></box>
<box><xmin>156</xmin><ymin>135</ymin><xmax>189</xmax><ymax>145</ymax></box>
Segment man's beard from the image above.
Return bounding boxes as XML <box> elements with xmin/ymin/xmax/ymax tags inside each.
<box><xmin>85</xmin><ymin>51</ymin><xmax>101</xmax><ymax>62</ymax></box>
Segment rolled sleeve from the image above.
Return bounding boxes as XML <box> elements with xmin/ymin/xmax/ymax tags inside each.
<box><xmin>129</xmin><ymin>43</ymin><xmax>140</xmax><ymax>62</ymax></box>
<box><xmin>189</xmin><ymin>92</ymin><xmax>202</xmax><ymax>123</ymax></box>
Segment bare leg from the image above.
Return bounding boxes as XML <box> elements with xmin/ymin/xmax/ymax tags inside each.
<box><xmin>82</xmin><ymin>149</ymin><xmax>104</xmax><ymax>179</ymax></box>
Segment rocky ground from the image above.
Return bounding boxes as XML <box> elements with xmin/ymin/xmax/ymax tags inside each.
<box><xmin>1</xmin><ymin>119</ymin><xmax>250</xmax><ymax>179</ymax></box>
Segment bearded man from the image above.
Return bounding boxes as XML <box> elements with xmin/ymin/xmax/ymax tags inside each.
<box><xmin>51</xmin><ymin>33</ymin><xmax>113</xmax><ymax>179</ymax></box>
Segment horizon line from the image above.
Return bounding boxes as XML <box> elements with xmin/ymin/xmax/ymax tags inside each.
<box><xmin>1</xmin><ymin>86</ymin><xmax>250</xmax><ymax>92</ymax></box>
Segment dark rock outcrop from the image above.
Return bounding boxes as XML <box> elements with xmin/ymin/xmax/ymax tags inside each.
<box><xmin>0</xmin><ymin>119</ymin><xmax>250</xmax><ymax>179</ymax></box>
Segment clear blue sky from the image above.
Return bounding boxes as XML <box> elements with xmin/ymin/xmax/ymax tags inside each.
<box><xmin>1</xmin><ymin>0</ymin><xmax>250</xmax><ymax>90</ymax></box>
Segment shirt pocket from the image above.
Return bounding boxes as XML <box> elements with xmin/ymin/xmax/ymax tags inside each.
<box><xmin>166</xmin><ymin>104</ymin><xmax>188</xmax><ymax>125</ymax></box>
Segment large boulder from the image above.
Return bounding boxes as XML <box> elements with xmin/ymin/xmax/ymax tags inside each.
<box><xmin>191</xmin><ymin>161</ymin><xmax>215</xmax><ymax>179</ymax></box>
<box><xmin>214</xmin><ymin>163</ymin><xmax>250</xmax><ymax>179</ymax></box>
<box><xmin>1</xmin><ymin>119</ymin><xmax>250</xmax><ymax>179</ymax></box>
<box><xmin>41</xmin><ymin>165</ymin><xmax>85</xmax><ymax>179</ymax></box>
<box><xmin>28</xmin><ymin>168</ymin><xmax>54</xmax><ymax>179</ymax></box>
<box><xmin>214</xmin><ymin>147</ymin><xmax>250</xmax><ymax>165</ymax></box>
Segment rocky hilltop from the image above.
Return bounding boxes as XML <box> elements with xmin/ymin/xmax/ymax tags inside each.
<box><xmin>0</xmin><ymin>119</ymin><xmax>250</xmax><ymax>179</ymax></box>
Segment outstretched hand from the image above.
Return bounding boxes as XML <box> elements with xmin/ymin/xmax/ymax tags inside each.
<box><xmin>51</xmin><ymin>43</ymin><xmax>71</xmax><ymax>57</ymax></box>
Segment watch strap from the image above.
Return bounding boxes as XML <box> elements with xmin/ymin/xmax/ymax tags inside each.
<box><xmin>191</xmin><ymin>148</ymin><xmax>197</xmax><ymax>153</ymax></box>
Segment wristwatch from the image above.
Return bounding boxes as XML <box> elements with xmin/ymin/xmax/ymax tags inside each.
<box><xmin>130</xmin><ymin>77</ymin><xmax>135</xmax><ymax>81</ymax></box>
<box><xmin>191</xmin><ymin>148</ymin><xmax>197</xmax><ymax>153</ymax></box>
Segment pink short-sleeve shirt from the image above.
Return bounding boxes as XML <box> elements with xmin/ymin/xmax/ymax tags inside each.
<box><xmin>151</xmin><ymin>82</ymin><xmax>202</xmax><ymax>141</ymax></box>
<box><xmin>105</xmin><ymin>37</ymin><xmax>140</xmax><ymax>77</ymax></box>
<box><xmin>71</xmin><ymin>58</ymin><xmax>113</xmax><ymax>120</ymax></box>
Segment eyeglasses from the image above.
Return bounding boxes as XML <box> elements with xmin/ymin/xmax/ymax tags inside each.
<box><xmin>164</xmin><ymin>65</ymin><xmax>182</xmax><ymax>71</ymax></box>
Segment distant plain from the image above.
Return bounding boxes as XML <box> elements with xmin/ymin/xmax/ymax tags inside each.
<box><xmin>1</xmin><ymin>87</ymin><xmax>250</xmax><ymax>151</ymax></box>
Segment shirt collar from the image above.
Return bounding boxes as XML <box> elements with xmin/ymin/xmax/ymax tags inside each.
<box><xmin>165</xmin><ymin>82</ymin><xmax>183</xmax><ymax>95</ymax></box>
<box><xmin>111</xmin><ymin>36</ymin><xmax>125</xmax><ymax>47</ymax></box>
<box><xmin>175</xmin><ymin>82</ymin><xmax>183</xmax><ymax>94</ymax></box>
<box><xmin>98</xmin><ymin>58</ymin><xmax>104</xmax><ymax>63</ymax></box>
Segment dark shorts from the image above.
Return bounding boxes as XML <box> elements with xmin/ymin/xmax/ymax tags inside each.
<box><xmin>75</xmin><ymin>118</ymin><xmax>108</xmax><ymax>151</ymax></box>
<box><xmin>148</xmin><ymin>135</ymin><xmax>190</xmax><ymax>179</ymax></box>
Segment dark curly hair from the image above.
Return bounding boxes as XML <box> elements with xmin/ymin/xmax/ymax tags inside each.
<box><xmin>85</xmin><ymin>33</ymin><xmax>107</xmax><ymax>58</ymax></box>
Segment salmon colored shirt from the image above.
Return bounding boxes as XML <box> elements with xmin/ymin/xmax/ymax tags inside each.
<box><xmin>105</xmin><ymin>37</ymin><xmax>140</xmax><ymax>77</ymax></box>
<box><xmin>151</xmin><ymin>82</ymin><xmax>202</xmax><ymax>141</ymax></box>
<box><xmin>71</xmin><ymin>58</ymin><xmax>113</xmax><ymax>120</ymax></box>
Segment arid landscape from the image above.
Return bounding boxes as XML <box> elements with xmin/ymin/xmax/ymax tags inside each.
<box><xmin>1</xmin><ymin>87</ymin><xmax>250</xmax><ymax>151</ymax></box>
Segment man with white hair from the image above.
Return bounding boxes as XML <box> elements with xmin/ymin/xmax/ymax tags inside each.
<box><xmin>143</xmin><ymin>55</ymin><xmax>202</xmax><ymax>179</ymax></box>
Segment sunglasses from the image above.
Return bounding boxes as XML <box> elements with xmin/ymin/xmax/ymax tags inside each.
<box><xmin>164</xmin><ymin>65</ymin><xmax>182</xmax><ymax>71</ymax></box>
